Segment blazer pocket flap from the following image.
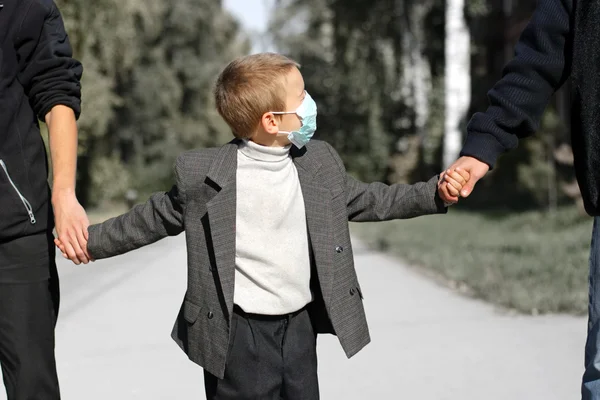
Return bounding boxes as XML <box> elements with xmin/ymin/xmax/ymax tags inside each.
<box><xmin>183</xmin><ymin>299</ymin><xmax>203</xmax><ymax>324</ymax></box>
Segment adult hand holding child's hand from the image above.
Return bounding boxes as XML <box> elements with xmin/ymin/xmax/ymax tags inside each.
<box><xmin>437</xmin><ymin>168</ymin><xmax>470</xmax><ymax>205</ymax></box>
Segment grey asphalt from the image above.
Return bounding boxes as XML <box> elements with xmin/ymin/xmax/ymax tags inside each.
<box><xmin>0</xmin><ymin>235</ymin><xmax>587</xmax><ymax>399</ymax></box>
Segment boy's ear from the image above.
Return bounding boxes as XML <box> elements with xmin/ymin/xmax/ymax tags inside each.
<box><xmin>261</xmin><ymin>112</ymin><xmax>279</xmax><ymax>135</ymax></box>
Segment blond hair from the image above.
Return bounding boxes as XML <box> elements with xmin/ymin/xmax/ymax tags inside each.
<box><xmin>214</xmin><ymin>53</ymin><xmax>300</xmax><ymax>138</ymax></box>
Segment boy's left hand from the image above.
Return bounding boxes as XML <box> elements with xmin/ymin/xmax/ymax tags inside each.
<box><xmin>438</xmin><ymin>168</ymin><xmax>470</xmax><ymax>204</ymax></box>
<box><xmin>55</xmin><ymin>237</ymin><xmax>94</xmax><ymax>263</ymax></box>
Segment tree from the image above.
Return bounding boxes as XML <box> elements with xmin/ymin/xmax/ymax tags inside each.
<box><xmin>270</xmin><ymin>0</ymin><xmax>438</xmax><ymax>183</ymax></box>
<box><xmin>108</xmin><ymin>0</ymin><xmax>249</xmax><ymax>197</ymax></box>
<box><xmin>56</xmin><ymin>0</ymin><xmax>249</xmax><ymax>206</ymax></box>
<box><xmin>443</xmin><ymin>0</ymin><xmax>470</xmax><ymax>168</ymax></box>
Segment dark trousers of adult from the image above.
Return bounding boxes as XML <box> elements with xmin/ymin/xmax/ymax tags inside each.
<box><xmin>0</xmin><ymin>233</ymin><xmax>61</xmax><ymax>400</ymax></box>
<box><xmin>204</xmin><ymin>305</ymin><xmax>319</xmax><ymax>400</ymax></box>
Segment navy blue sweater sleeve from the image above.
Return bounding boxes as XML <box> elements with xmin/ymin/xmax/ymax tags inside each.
<box><xmin>15</xmin><ymin>0</ymin><xmax>83</xmax><ymax>120</ymax></box>
<box><xmin>461</xmin><ymin>0</ymin><xmax>573</xmax><ymax>168</ymax></box>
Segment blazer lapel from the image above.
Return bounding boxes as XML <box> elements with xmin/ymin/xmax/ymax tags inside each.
<box><xmin>292</xmin><ymin>146</ymin><xmax>335</xmax><ymax>309</ymax></box>
<box><xmin>205</xmin><ymin>140</ymin><xmax>239</xmax><ymax>315</ymax></box>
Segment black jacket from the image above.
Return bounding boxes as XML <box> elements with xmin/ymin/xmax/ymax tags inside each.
<box><xmin>0</xmin><ymin>0</ymin><xmax>82</xmax><ymax>242</ymax></box>
<box><xmin>461</xmin><ymin>0</ymin><xmax>600</xmax><ymax>216</ymax></box>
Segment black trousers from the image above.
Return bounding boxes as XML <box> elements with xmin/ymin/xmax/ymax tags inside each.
<box><xmin>0</xmin><ymin>250</ymin><xmax>60</xmax><ymax>400</ymax></box>
<box><xmin>205</xmin><ymin>305</ymin><xmax>319</xmax><ymax>400</ymax></box>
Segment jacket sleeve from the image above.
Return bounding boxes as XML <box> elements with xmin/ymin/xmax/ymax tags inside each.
<box><xmin>15</xmin><ymin>1</ymin><xmax>83</xmax><ymax>120</ymax></box>
<box><xmin>461</xmin><ymin>0</ymin><xmax>573</xmax><ymax>168</ymax></box>
<box><xmin>324</xmin><ymin>143</ymin><xmax>447</xmax><ymax>222</ymax></box>
<box><xmin>86</xmin><ymin>156</ymin><xmax>187</xmax><ymax>260</ymax></box>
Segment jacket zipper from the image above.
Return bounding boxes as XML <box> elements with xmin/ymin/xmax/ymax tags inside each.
<box><xmin>0</xmin><ymin>159</ymin><xmax>36</xmax><ymax>224</ymax></box>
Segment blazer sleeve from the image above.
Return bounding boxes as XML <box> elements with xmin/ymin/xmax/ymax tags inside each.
<box><xmin>87</xmin><ymin>156</ymin><xmax>187</xmax><ymax>260</ymax></box>
<box><xmin>324</xmin><ymin>143</ymin><xmax>447</xmax><ymax>222</ymax></box>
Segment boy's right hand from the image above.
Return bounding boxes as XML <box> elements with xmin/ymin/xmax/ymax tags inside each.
<box><xmin>438</xmin><ymin>168</ymin><xmax>470</xmax><ymax>203</ymax></box>
<box><xmin>55</xmin><ymin>237</ymin><xmax>94</xmax><ymax>263</ymax></box>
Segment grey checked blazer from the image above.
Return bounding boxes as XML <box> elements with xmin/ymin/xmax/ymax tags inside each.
<box><xmin>87</xmin><ymin>139</ymin><xmax>446</xmax><ymax>378</ymax></box>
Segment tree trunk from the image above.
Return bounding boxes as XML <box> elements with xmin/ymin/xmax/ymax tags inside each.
<box><xmin>411</xmin><ymin>4</ymin><xmax>432</xmax><ymax>142</ymax></box>
<box><xmin>444</xmin><ymin>0</ymin><xmax>470</xmax><ymax>168</ymax></box>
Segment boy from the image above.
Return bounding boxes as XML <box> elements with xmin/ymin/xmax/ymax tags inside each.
<box><xmin>57</xmin><ymin>53</ymin><xmax>468</xmax><ymax>399</ymax></box>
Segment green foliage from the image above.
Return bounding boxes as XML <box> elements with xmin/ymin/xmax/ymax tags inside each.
<box><xmin>465</xmin><ymin>0</ymin><xmax>491</xmax><ymax>19</ymax></box>
<box><xmin>517</xmin><ymin>138</ymin><xmax>555</xmax><ymax>207</ymax></box>
<box><xmin>55</xmin><ymin>0</ymin><xmax>248</xmax><ymax>206</ymax></box>
<box><xmin>89</xmin><ymin>156</ymin><xmax>133</xmax><ymax>203</ymax></box>
<box><xmin>421</xmin><ymin>76</ymin><xmax>445</xmax><ymax>171</ymax></box>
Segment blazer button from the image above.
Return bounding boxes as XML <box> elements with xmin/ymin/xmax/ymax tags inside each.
<box><xmin>207</xmin><ymin>311</ymin><xmax>214</xmax><ymax>319</ymax></box>
<box><xmin>335</xmin><ymin>246</ymin><xmax>344</xmax><ymax>253</ymax></box>
<box><xmin>349</xmin><ymin>288</ymin><xmax>356</xmax><ymax>296</ymax></box>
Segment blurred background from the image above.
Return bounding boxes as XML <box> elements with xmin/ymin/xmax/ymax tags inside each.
<box><xmin>51</xmin><ymin>0</ymin><xmax>588</xmax><ymax>323</ymax></box>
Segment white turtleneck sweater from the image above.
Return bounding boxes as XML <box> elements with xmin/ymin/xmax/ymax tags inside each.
<box><xmin>234</xmin><ymin>140</ymin><xmax>312</xmax><ymax>315</ymax></box>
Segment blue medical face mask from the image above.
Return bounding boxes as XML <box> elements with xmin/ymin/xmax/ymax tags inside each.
<box><xmin>271</xmin><ymin>91</ymin><xmax>317</xmax><ymax>148</ymax></box>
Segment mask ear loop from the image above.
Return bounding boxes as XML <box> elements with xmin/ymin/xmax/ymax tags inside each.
<box><xmin>268</xmin><ymin>111</ymin><xmax>291</xmax><ymax>135</ymax></box>
<box><xmin>269</xmin><ymin>111</ymin><xmax>293</xmax><ymax>135</ymax></box>
<box><xmin>271</xmin><ymin>110</ymin><xmax>304</xmax><ymax>134</ymax></box>
<box><xmin>272</xmin><ymin>91</ymin><xmax>309</xmax><ymax>118</ymax></box>
<box><xmin>271</xmin><ymin>111</ymin><xmax>296</xmax><ymax>115</ymax></box>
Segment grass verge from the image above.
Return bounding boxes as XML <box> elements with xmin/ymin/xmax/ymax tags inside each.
<box><xmin>350</xmin><ymin>207</ymin><xmax>593</xmax><ymax>315</ymax></box>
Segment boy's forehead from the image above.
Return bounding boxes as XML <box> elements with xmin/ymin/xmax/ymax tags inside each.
<box><xmin>285</xmin><ymin>67</ymin><xmax>305</xmax><ymax>93</ymax></box>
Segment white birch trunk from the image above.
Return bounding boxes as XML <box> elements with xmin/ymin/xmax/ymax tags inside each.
<box><xmin>444</xmin><ymin>0</ymin><xmax>471</xmax><ymax>168</ymax></box>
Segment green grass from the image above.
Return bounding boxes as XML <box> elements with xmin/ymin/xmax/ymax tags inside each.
<box><xmin>350</xmin><ymin>207</ymin><xmax>594</xmax><ymax>315</ymax></box>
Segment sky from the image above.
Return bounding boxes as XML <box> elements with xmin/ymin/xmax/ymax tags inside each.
<box><xmin>222</xmin><ymin>0</ymin><xmax>273</xmax><ymax>52</ymax></box>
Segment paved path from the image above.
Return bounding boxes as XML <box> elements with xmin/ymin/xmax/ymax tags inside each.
<box><xmin>0</xmin><ymin>235</ymin><xmax>586</xmax><ymax>399</ymax></box>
